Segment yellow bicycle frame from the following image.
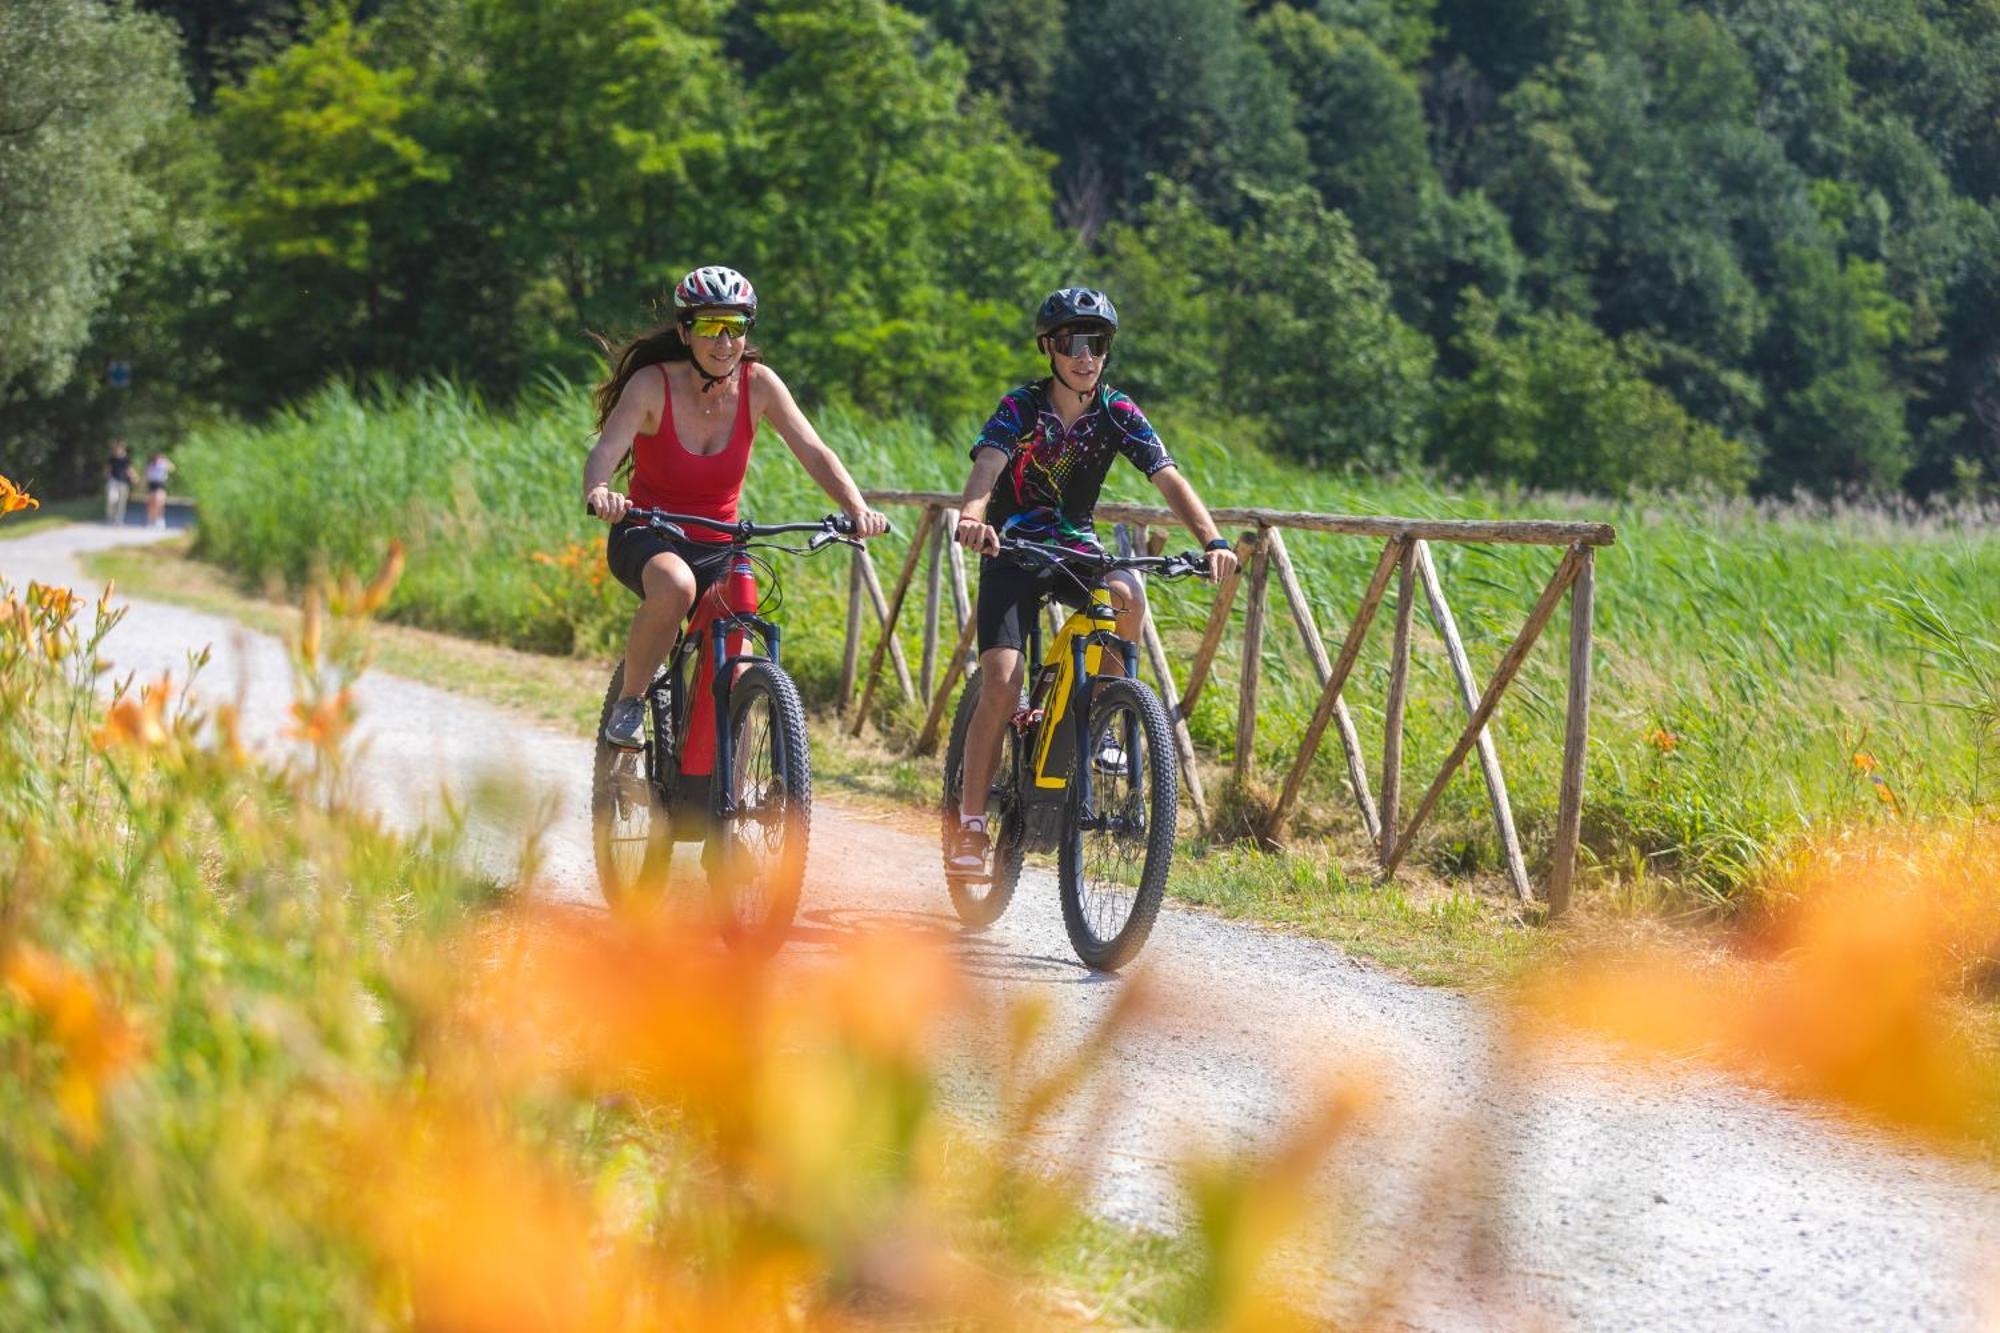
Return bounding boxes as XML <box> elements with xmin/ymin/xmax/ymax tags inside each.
<box><xmin>1030</xmin><ymin>585</ymin><xmax>1121</xmax><ymax>789</ymax></box>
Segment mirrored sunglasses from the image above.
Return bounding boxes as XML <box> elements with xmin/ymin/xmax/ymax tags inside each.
<box><xmin>688</xmin><ymin>314</ymin><xmax>752</xmax><ymax>339</ymax></box>
<box><xmin>1048</xmin><ymin>330</ymin><xmax>1112</xmax><ymax>358</ymax></box>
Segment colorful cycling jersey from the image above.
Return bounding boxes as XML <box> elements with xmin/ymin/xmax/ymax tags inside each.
<box><xmin>970</xmin><ymin>381</ymin><xmax>1174</xmax><ymax>550</ymax></box>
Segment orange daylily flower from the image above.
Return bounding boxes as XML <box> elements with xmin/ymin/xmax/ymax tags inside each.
<box><xmin>92</xmin><ymin>675</ymin><xmax>173</xmax><ymax>751</ymax></box>
<box><xmin>4</xmin><ymin>943</ymin><xmax>143</xmax><ymax>1141</ymax></box>
<box><xmin>27</xmin><ymin>582</ymin><xmax>78</xmax><ymax>621</ymax></box>
<box><xmin>1645</xmin><ymin>727</ymin><xmax>1681</xmax><ymax>753</ymax></box>
<box><xmin>1852</xmin><ymin>751</ymin><xmax>1880</xmax><ymax>773</ymax></box>
<box><xmin>288</xmin><ymin>688</ymin><xmax>355</xmax><ymax>752</ymax></box>
<box><xmin>0</xmin><ymin>474</ymin><xmax>39</xmax><ymax>516</ymax></box>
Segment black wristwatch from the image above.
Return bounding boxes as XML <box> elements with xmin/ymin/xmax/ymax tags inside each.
<box><xmin>1204</xmin><ymin>537</ymin><xmax>1232</xmax><ymax>552</ymax></box>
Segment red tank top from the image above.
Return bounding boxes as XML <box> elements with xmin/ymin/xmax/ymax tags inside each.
<box><xmin>627</xmin><ymin>362</ymin><xmax>757</xmax><ymax>542</ymax></box>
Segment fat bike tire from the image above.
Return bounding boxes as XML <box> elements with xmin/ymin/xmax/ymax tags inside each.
<box><xmin>1057</xmin><ymin>677</ymin><xmax>1176</xmax><ymax>972</ymax></box>
<box><xmin>708</xmin><ymin>660</ymin><xmax>811</xmax><ymax>953</ymax></box>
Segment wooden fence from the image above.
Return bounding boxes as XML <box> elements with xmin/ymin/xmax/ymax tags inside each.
<box><xmin>837</xmin><ymin>489</ymin><xmax>1616</xmax><ymax>917</ymax></box>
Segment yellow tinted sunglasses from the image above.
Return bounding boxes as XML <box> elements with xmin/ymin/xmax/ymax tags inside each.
<box><xmin>687</xmin><ymin>314</ymin><xmax>753</xmax><ymax>339</ymax></box>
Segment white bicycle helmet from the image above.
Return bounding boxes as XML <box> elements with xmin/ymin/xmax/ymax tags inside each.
<box><xmin>673</xmin><ymin>265</ymin><xmax>758</xmax><ymax>317</ymax></box>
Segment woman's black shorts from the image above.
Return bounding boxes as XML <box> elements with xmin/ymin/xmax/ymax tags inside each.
<box><xmin>975</xmin><ymin>555</ymin><xmax>1094</xmax><ymax>654</ymax></box>
<box><xmin>606</xmin><ymin>522</ymin><xmax>735</xmax><ymax>600</ymax></box>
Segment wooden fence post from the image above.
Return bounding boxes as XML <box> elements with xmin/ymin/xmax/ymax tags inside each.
<box><xmin>1380</xmin><ymin>544</ymin><xmax>1417</xmax><ymax>865</ymax></box>
<box><xmin>1383</xmin><ymin>547</ymin><xmax>1583</xmax><ymax>876</ymax></box>
<box><xmin>1547</xmin><ymin>546</ymin><xmax>1595</xmax><ymax>917</ymax></box>
<box><xmin>855</xmin><ymin>549</ymin><xmax>916</xmax><ymax>706</ymax></box>
<box><xmin>915</xmin><ymin>610</ymin><xmax>978</xmax><ymax>755</ymax></box>
<box><xmin>1233</xmin><ymin>528</ymin><xmax>1272</xmax><ymax>785</ymax></box>
<box><xmin>921</xmin><ymin>515</ymin><xmax>945</xmax><ymax>702</ymax></box>
<box><xmin>1263</xmin><ymin>538</ymin><xmax>1407</xmax><ymax>843</ymax></box>
<box><xmin>850</xmin><ymin>506</ymin><xmax>939</xmax><ymax>735</ymax></box>
<box><xmin>1180</xmin><ymin>532</ymin><xmax>1251</xmax><ymax>719</ymax></box>
<box><xmin>838</xmin><ymin>547</ymin><xmax>864</xmax><ymax>712</ymax></box>
<box><xmin>1265</xmin><ymin>528</ymin><xmax>1380</xmax><ymax>845</ymax></box>
<box><xmin>1413</xmin><ymin>541</ymin><xmax>1531</xmax><ymax>904</ymax></box>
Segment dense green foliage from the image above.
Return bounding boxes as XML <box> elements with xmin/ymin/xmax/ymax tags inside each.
<box><xmin>181</xmin><ymin>381</ymin><xmax>2000</xmax><ymax>902</ymax></box>
<box><xmin>5</xmin><ymin>0</ymin><xmax>1997</xmax><ymax>501</ymax></box>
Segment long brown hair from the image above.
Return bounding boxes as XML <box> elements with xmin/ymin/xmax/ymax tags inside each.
<box><xmin>590</xmin><ymin>315</ymin><xmax>764</xmax><ymax>431</ymax></box>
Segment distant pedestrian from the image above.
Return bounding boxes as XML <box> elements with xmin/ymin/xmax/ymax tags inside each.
<box><xmin>105</xmin><ymin>439</ymin><xmax>132</xmax><ymax>525</ymax></box>
<box><xmin>144</xmin><ymin>451</ymin><xmax>173</xmax><ymax>530</ymax></box>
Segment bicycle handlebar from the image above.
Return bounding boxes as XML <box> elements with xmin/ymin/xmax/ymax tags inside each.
<box><xmin>587</xmin><ymin>505</ymin><xmax>886</xmax><ymax>545</ymax></box>
<box><xmin>998</xmin><ymin>536</ymin><xmax>1211</xmax><ymax>580</ymax></box>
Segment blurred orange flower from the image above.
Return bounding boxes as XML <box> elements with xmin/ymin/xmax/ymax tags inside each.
<box><xmin>4</xmin><ymin>943</ymin><xmax>143</xmax><ymax>1141</ymax></box>
<box><xmin>356</xmin><ymin>539</ymin><xmax>405</xmax><ymax>615</ymax></box>
<box><xmin>1645</xmin><ymin>727</ymin><xmax>1681</xmax><ymax>753</ymax></box>
<box><xmin>288</xmin><ymin>688</ymin><xmax>355</xmax><ymax>752</ymax></box>
<box><xmin>1852</xmin><ymin>751</ymin><xmax>1880</xmax><ymax>773</ymax></box>
<box><xmin>0</xmin><ymin>474</ymin><xmax>39</xmax><ymax>516</ymax></box>
<box><xmin>93</xmin><ymin>674</ymin><xmax>173</xmax><ymax>751</ymax></box>
<box><xmin>1518</xmin><ymin>828</ymin><xmax>2000</xmax><ymax>1142</ymax></box>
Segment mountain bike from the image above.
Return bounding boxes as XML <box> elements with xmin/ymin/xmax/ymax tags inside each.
<box><xmin>591</xmin><ymin>507</ymin><xmax>863</xmax><ymax>950</ymax></box>
<box><xmin>941</xmin><ymin>538</ymin><xmax>1207</xmax><ymax>972</ymax></box>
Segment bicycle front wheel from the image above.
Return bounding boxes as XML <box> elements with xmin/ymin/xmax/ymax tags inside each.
<box><xmin>708</xmin><ymin>660</ymin><xmax>811</xmax><ymax>952</ymax></box>
<box><xmin>591</xmin><ymin>663</ymin><xmax>672</xmax><ymax>908</ymax></box>
<box><xmin>1058</xmin><ymin>677</ymin><xmax>1177</xmax><ymax>972</ymax></box>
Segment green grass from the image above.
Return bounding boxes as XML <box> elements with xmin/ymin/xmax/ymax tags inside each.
<box><xmin>170</xmin><ymin>378</ymin><xmax>2000</xmax><ymax>913</ymax></box>
<box><xmin>0</xmin><ymin>495</ymin><xmax>98</xmax><ymax>540</ymax></box>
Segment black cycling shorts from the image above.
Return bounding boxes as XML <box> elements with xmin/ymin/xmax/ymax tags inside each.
<box><xmin>975</xmin><ymin>555</ymin><xmax>1097</xmax><ymax>655</ymax></box>
<box><xmin>606</xmin><ymin>522</ymin><xmax>735</xmax><ymax>601</ymax></box>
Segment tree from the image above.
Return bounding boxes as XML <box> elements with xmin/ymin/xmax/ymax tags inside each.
<box><xmin>1103</xmin><ymin>183</ymin><xmax>1434</xmax><ymax>471</ymax></box>
<box><xmin>1042</xmin><ymin>0</ymin><xmax>1308</xmax><ymax>235</ymax></box>
<box><xmin>211</xmin><ymin>10</ymin><xmax>442</xmax><ymax>403</ymax></box>
<box><xmin>1439</xmin><ymin>290</ymin><xmax>1753</xmax><ymax>495</ymax></box>
<box><xmin>0</xmin><ymin>2</ymin><xmax>186</xmax><ymax>401</ymax></box>
<box><xmin>734</xmin><ymin>0</ymin><xmax>1063</xmax><ymax>422</ymax></box>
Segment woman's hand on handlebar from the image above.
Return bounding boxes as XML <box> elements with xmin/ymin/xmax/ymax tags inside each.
<box><xmin>586</xmin><ymin>484</ymin><xmax>630</xmax><ymax>524</ymax></box>
<box><xmin>847</xmin><ymin>507</ymin><xmax>891</xmax><ymax>539</ymax></box>
<box><xmin>1205</xmin><ymin>543</ymin><xmax>1239</xmax><ymax>583</ymax></box>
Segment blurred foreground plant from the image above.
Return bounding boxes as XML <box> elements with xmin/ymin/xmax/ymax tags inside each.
<box><xmin>0</xmin><ymin>550</ymin><xmax>1379</xmax><ymax>1329</ymax></box>
<box><xmin>1518</xmin><ymin>824</ymin><xmax>2000</xmax><ymax>1143</ymax></box>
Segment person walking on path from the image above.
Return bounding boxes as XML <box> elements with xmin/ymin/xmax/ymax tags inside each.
<box><xmin>143</xmin><ymin>450</ymin><xmax>174</xmax><ymax>530</ymax></box>
<box><xmin>105</xmin><ymin>439</ymin><xmax>133</xmax><ymax>526</ymax></box>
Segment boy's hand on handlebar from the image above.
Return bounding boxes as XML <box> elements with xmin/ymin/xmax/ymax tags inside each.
<box><xmin>1205</xmin><ymin>543</ymin><xmax>1239</xmax><ymax>583</ymax></box>
<box><xmin>955</xmin><ymin>514</ymin><xmax>1000</xmax><ymax>557</ymax></box>
<box><xmin>586</xmin><ymin>485</ymin><xmax>629</xmax><ymax>524</ymax></box>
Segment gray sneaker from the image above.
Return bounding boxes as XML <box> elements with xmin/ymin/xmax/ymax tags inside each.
<box><xmin>602</xmin><ymin>696</ymin><xmax>646</xmax><ymax>750</ymax></box>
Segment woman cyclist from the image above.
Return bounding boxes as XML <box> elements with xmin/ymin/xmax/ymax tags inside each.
<box><xmin>947</xmin><ymin>286</ymin><xmax>1239</xmax><ymax>874</ymax></box>
<box><xmin>584</xmin><ymin>265</ymin><xmax>888</xmax><ymax>748</ymax></box>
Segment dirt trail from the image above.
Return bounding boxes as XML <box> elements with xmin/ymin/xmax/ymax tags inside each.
<box><xmin>10</xmin><ymin>521</ymin><xmax>1999</xmax><ymax>1330</ymax></box>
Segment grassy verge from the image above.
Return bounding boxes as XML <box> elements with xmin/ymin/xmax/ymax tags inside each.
<box><xmin>88</xmin><ymin>537</ymin><xmax>1554</xmax><ymax>989</ymax></box>
<box><xmin>0</xmin><ymin>495</ymin><xmax>99</xmax><ymax>540</ymax></box>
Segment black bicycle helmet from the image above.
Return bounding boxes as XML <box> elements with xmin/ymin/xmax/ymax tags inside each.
<box><xmin>1034</xmin><ymin>287</ymin><xmax>1119</xmax><ymax>338</ymax></box>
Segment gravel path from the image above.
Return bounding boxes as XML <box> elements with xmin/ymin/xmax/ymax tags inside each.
<box><xmin>9</xmin><ymin>522</ymin><xmax>1999</xmax><ymax>1330</ymax></box>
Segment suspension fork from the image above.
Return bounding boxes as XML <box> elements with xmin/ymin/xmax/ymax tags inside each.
<box><xmin>710</xmin><ymin>626</ymin><xmax>735</xmax><ymax>817</ymax></box>
<box><xmin>1070</xmin><ymin>632</ymin><xmax>1093</xmax><ymax>817</ymax></box>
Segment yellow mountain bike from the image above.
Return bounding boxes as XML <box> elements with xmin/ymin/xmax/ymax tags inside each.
<box><xmin>941</xmin><ymin>538</ymin><xmax>1205</xmax><ymax>971</ymax></box>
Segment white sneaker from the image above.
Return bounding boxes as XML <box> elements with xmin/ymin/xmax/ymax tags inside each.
<box><xmin>947</xmin><ymin>817</ymin><xmax>989</xmax><ymax>874</ymax></box>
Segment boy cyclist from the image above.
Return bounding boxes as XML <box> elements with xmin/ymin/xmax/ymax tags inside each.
<box><xmin>948</xmin><ymin>287</ymin><xmax>1239</xmax><ymax>874</ymax></box>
